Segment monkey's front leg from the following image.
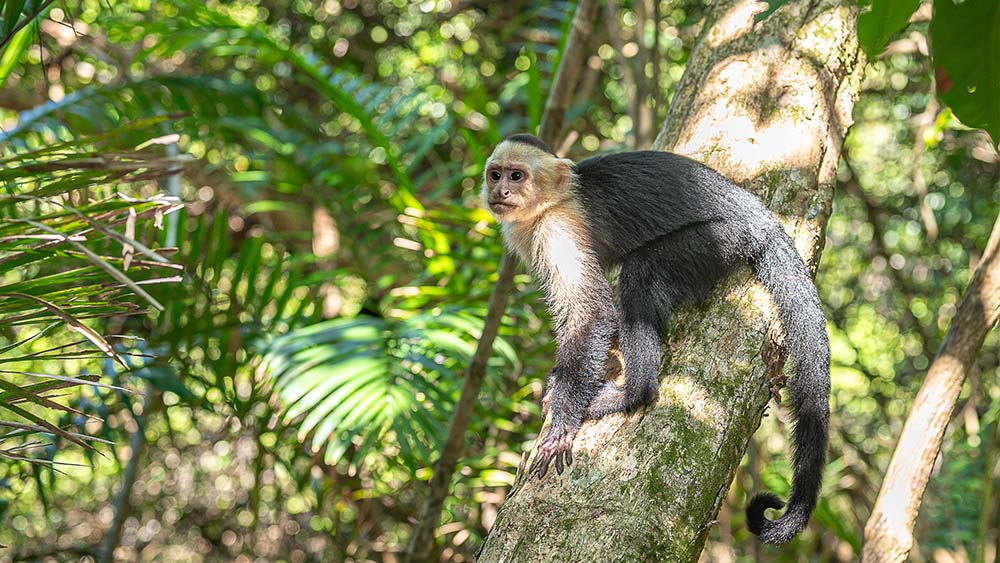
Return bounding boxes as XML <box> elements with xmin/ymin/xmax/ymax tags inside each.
<box><xmin>540</xmin><ymin>368</ymin><xmax>557</xmax><ymax>420</ymax></box>
<box><xmin>530</xmin><ymin>377</ymin><xmax>589</xmax><ymax>477</ymax></box>
<box><xmin>529</xmin><ymin>307</ymin><xmax>615</xmax><ymax>478</ymax></box>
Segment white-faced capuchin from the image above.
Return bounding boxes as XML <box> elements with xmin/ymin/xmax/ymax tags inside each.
<box><xmin>481</xmin><ymin>134</ymin><xmax>830</xmax><ymax>545</ymax></box>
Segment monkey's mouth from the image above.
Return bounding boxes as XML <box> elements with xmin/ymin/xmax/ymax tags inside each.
<box><xmin>489</xmin><ymin>200</ymin><xmax>517</xmax><ymax>214</ymax></box>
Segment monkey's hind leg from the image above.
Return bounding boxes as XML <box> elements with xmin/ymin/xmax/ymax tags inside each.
<box><xmin>584</xmin><ymin>313</ymin><xmax>662</xmax><ymax>419</ymax></box>
<box><xmin>584</xmin><ymin>264</ymin><xmax>671</xmax><ymax>420</ymax></box>
<box><xmin>584</xmin><ymin>223</ymin><xmax>736</xmax><ymax>420</ymax></box>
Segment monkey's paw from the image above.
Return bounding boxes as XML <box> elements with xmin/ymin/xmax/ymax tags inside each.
<box><xmin>529</xmin><ymin>424</ymin><xmax>577</xmax><ymax>478</ymax></box>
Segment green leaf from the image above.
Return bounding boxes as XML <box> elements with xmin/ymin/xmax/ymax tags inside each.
<box><xmin>931</xmin><ymin>0</ymin><xmax>1000</xmax><ymax>145</ymax></box>
<box><xmin>0</xmin><ymin>120</ymin><xmax>184</xmax><ymax>464</ymax></box>
<box><xmin>0</xmin><ymin>373</ymin><xmax>98</xmax><ymax>402</ymax></box>
<box><xmin>0</xmin><ymin>399</ymin><xmax>91</xmax><ymax>451</ymax></box>
<box><xmin>0</xmin><ymin>377</ymin><xmax>87</xmax><ymax>418</ymax></box>
<box><xmin>1</xmin><ymin>0</ymin><xmax>27</xmax><ymax>38</ymax></box>
<box><xmin>857</xmin><ymin>0</ymin><xmax>922</xmax><ymax>60</ymax></box>
<box><xmin>17</xmin><ymin>220</ymin><xmax>165</xmax><ymax>312</ymax></box>
<box><xmin>0</xmin><ymin>13</ymin><xmax>32</xmax><ymax>88</ymax></box>
<box><xmin>754</xmin><ymin>0</ymin><xmax>790</xmax><ymax>23</ymax></box>
<box><xmin>0</xmin><ymin>293</ymin><xmax>126</xmax><ymax>367</ymax></box>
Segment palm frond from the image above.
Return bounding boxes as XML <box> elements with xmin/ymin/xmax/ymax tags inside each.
<box><xmin>0</xmin><ymin>119</ymin><xmax>184</xmax><ymax>464</ymax></box>
<box><xmin>262</xmin><ymin>307</ymin><xmax>516</xmax><ymax>473</ymax></box>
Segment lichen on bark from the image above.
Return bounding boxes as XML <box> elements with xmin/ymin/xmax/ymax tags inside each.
<box><xmin>478</xmin><ymin>0</ymin><xmax>864</xmax><ymax>561</ymax></box>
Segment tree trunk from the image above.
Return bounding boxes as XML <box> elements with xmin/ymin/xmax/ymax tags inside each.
<box><xmin>863</xmin><ymin>214</ymin><xmax>1000</xmax><ymax>563</ymax></box>
<box><xmin>478</xmin><ymin>1</ymin><xmax>863</xmax><ymax>561</ymax></box>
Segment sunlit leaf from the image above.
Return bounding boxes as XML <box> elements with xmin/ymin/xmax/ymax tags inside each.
<box><xmin>857</xmin><ymin>0</ymin><xmax>921</xmax><ymax>59</ymax></box>
<box><xmin>931</xmin><ymin>0</ymin><xmax>1000</xmax><ymax>145</ymax></box>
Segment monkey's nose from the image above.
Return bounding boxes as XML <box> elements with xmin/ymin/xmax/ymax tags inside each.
<box><xmin>499</xmin><ymin>188</ymin><xmax>513</xmax><ymax>199</ymax></box>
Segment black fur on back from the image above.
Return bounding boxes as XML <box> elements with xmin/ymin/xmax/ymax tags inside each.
<box><xmin>505</xmin><ymin>133</ymin><xmax>556</xmax><ymax>156</ymax></box>
<box><xmin>573</xmin><ymin>151</ymin><xmax>758</xmax><ymax>266</ymax></box>
<box><xmin>573</xmin><ymin>150</ymin><xmax>830</xmax><ymax>544</ymax></box>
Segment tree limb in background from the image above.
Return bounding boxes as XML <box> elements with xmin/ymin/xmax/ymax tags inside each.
<box><xmin>403</xmin><ymin>1</ymin><xmax>601</xmax><ymax>560</ymax></box>
<box><xmin>976</xmin><ymin>418</ymin><xmax>1000</xmax><ymax>563</ymax></box>
<box><xmin>634</xmin><ymin>0</ymin><xmax>655</xmax><ymax>147</ymax></box>
<box><xmin>841</xmin><ymin>158</ymin><xmax>938</xmax><ymax>360</ymax></box>
<box><xmin>537</xmin><ymin>0</ymin><xmax>602</xmax><ymax>146</ymax></box>
<box><xmin>651</xmin><ymin>0</ymin><xmax>661</xmax><ymax>129</ymax></box>
<box><xmin>863</xmin><ymin>213</ymin><xmax>1000</xmax><ymax>563</ymax></box>
<box><xmin>911</xmin><ymin>94</ymin><xmax>939</xmax><ymax>242</ymax></box>
<box><xmin>98</xmin><ymin>383</ymin><xmax>156</xmax><ymax>563</ymax></box>
<box><xmin>479</xmin><ymin>0</ymin><xmax>863</xmax><ymax>559</ymax></box>
<box><xmin>604</xmin><ymin>0</ymin><xmax>638</xmax><ymax>148</ymax></box>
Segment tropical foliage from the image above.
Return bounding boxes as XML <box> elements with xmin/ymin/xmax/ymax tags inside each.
<box><xmin>0</xmin><ymin>0</ymin><xmax>998</xmax><ymax>561</ymax></box>
<box><xmin>0</xmin><ymin>119</ymin><xmax>182</xmax><ymax>470</ymax></box>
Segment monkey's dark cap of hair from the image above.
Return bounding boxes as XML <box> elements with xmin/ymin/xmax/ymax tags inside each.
<box><xmin>505</xmin><ymin>134</ymin><xmax>556</xmax><ymax>156</ymax></box>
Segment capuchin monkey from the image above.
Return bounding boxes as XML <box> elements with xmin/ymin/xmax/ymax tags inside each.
<box><xmin>481</xmin><ymin>134</ymin><xmax>830</xmax><ymax>545</ymax></box>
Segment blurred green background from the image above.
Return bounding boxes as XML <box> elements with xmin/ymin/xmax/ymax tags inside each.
<box><xmin>0</xmin><ymin>0</ymin><xmax>998</xmax><ymax>561</ymax></box>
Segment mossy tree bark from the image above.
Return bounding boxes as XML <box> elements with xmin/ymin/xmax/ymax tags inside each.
<box><xmin>478</xmin><ymin>1</ymin><xmax>864</xmax><ymax>561</ymax></box>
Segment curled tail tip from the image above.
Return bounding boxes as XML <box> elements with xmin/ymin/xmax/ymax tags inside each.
<box><xmin>746</xmin><ymin>492</ymin><xmax>784</xmax><ymax>534</ymax></box>
<box><xmin>746</xmin><ymin>492</ymin><xmax>807</xmax><ymax>544</ymax></box>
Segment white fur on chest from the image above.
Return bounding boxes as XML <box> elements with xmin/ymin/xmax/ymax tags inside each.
<box><xmin>502</xmin><ymin>207</ymin><xmax>599</xmax><ymax>331</ymax></box>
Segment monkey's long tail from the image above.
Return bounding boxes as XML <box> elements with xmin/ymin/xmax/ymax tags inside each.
<box><xmin>745</xmin><ymin>226</ymin><xmax>830</xmax><ymax>544</ymax></box>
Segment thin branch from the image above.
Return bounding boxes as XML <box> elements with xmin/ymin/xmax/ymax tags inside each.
<box><xmin>403</xmin><ymin>1</ymin><xmax>602</xmax><ymax>560</ymax></box>
<box><xmin>97</xmin><ymin>383</ymin><xmax>156</xmax><ymax>563</ymax></box>
<box><xmin>841</xmin><ymin>158</ymin><xmax>938</xmax><ymax>360</ymax></box>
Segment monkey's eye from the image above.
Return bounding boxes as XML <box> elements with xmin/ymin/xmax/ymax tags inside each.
<box><xmin>489</xmin><ymin>170</ymin><xmax>502</xmax><ymax>182</ymax></box>
<box><xmin>510</xmin><ymin>171</ymin><xmax>524</xmax><ymax>182</ymax></box>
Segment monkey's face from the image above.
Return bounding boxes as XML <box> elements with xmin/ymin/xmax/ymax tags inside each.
<box><xmin>482</xmin><ymin>141</ymin><xmax>573</xmax><ymax>223</ymax></box>
<box><xmin>482</xmin><ymin>158</ymin><xmax>531</xmax><ymax>221</ymax></box>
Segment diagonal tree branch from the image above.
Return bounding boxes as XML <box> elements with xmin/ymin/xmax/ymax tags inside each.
<box><xmin>863</xmin><ymin>211</ymin><xmax>1000</xmax><ymax>563</ymax></box>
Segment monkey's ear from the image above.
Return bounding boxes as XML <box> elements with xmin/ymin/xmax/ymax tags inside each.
<box><xmin>555</xmin><ymin>158</ymin><xmax>574</xmax><ymax>189</ymax></box>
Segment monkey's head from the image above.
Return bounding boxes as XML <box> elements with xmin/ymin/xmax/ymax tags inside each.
<box><xmin>482</xmin><ymin>134</ymin><xmax>575</xmax><ymax>223</ymax></box>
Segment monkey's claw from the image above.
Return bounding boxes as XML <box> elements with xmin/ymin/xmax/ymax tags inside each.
<box><xmin>529</xmin><ymin>425</ymin><xmax>576</xmax><ymax>478</ymax></box>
